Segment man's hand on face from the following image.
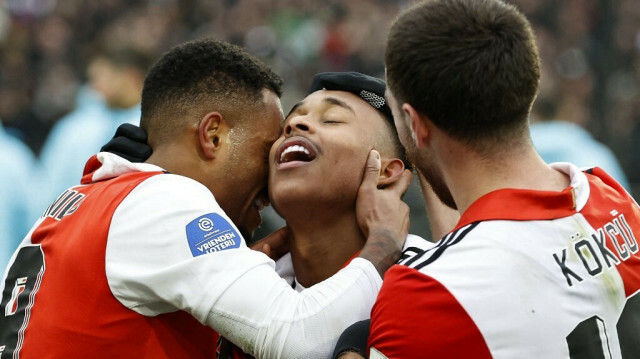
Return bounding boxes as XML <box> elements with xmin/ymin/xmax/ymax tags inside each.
<box><xmin>250</xmin><ymin>226</ymin><xmax>291</xmax><ymax>261</ymax></box>
<box><xmin>356</xmin><ymin>150</ymin><xmax>412</xmax><ymax>277</ymax></box>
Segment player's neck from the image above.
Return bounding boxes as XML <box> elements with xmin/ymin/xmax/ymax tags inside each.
<box><xmin>147</xmin><ymin>142</ymin><xmax>212</xmax><ymax>187</ymax></box>
<box><xmin>286</xmin><ymin>209</ymin><xmax>365</xmax><ymax>288</ymax></box>
<box><xmin>444</xmin><ymin>142</ymin><xmax>571</xmax><ymax>214</ymax></box>
<box><xmin>146</xmin><ymin>142</ymin><xmax>193</xmax><ymax>175</ymax></box>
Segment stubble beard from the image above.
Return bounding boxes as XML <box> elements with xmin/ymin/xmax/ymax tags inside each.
<box><xmin>405</xmin><ymin>144</ymin><xmax>457</xmax><ymax>211</ymax></box>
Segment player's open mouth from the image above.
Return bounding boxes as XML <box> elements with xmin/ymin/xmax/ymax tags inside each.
<box><xmin>275</xmin><ymin>136</ymin><xmax>318</xmax><ymax>169</ymax></box>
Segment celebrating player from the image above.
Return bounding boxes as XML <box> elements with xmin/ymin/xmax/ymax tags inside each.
<box><xmin>98</xmin><ymin>71</ymin><xmax>451</xmax><ymax>359</ymax></box>
<box><xmin>269</xmin><ymin>72</ymin><xmax>428</xmax><ymax>291</ymax></box>
<box><xmin>357</xmin><ymin>0</ymin><xmax>640</xmax><ymax>357</ymax></box>
<box><xmin>0</xmin><ymin>39</ymin><xmax>411</xmax><ymax>358</ymax></box>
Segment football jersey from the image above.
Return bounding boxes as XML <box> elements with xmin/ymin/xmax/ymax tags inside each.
<box><xmin>0</xmin><ymin>156</ymin><xmax>217</xmax><ymax>358</ymax></box>
<box><xmin>369</xmin><ymin>163</ymin><xmax>640</xmax><ymax>358</ymax></box>
<box><xmin>0</xmin><ymin>152</ymin><xmax>384</xmax><ymax>359</ymax></box>
<box><xmin>222</xmin><ymin>235</ymin><xmax>432</xmax><ymax>359</ymax></box>
<box><xmin>275</xmin><ymin>235</ymin><xmax>430</xmax><ymax>293</ymax></box>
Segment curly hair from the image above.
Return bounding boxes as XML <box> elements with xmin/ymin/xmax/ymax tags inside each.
<box><xmin>141</xmin><ymin>38</ymin><xmax>283</xmax><ymax>143</ymax></box>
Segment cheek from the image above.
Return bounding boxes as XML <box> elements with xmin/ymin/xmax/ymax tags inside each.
<box><xmin>269</xmin><ymin>138</ymin><xmax>282</xmax><ymax>167</ymax></box>
<box><xmin>251</xmin><ymin>159</ymin><xmax>269</xmax><ymax>185</ymax></box>
<box><xmin>236</xmin><ymin>153</ymin><xmax>268</xmax><ymax>195</ymax></box>
<box><xmin>328</xmin><ymin>145</ymin><xmax>368</xmax><ymax>187</ymax></box>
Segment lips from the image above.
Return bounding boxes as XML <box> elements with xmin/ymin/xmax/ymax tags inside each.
<box><xmin>275</xmin><ymin>136</ymin><xmax>318</xmax><ymax>168</ymax></box>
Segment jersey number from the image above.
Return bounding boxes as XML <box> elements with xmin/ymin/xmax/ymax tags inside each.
<box><xmin>567</xmin><ymin>291</ymin><xmax>640</xmax><ymax>358</ymax></box>
<box><xmin>0</xmin><ymin>246</ymin><xmax>45</xmax><ymax>357</ymax></box>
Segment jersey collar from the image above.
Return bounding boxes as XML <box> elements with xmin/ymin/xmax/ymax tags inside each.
<box><xmin>81</xmin><ymin>152</ymin><xmax>165</xmax><ymax>184</ymax></box>
<box><xmin>453</xmin><ymin>162</ymin><xmax>590</xmax><ymax>231</ymax></box>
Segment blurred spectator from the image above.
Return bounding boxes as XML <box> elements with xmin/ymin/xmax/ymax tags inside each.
<box><xmin>38</xmin><ymin>45</ymin><xmax>152</xmax><ymax>205</ymax></box>
<box><xmin>0</xmin><ymin>121</ymin><xmax>38</xmax><ymax>276</ymax></box>
<box><xmin>626</xmin><ymin>112</ymin><xmax>640</xmax><ymax>196</ymax></box>
<box><xmin>530</xmin><ymin>94</ymin><xmax>630</xmax><ymax>190</ymax></box>
<box><xmin>0</xmin><ymin>0</ymin><xmax>638</xmax><ymax>240</ymax></box>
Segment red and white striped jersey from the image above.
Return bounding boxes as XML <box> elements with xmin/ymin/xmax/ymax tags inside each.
<box><xmin>0</xmin><ymin>154</ymin><xmax>218</xmax><ymax>358</ymax></box>
<box><xmin>369</xmin><ymin>163</ymin><xmax>640</xmax><ymax>358</ymax></box>
<box><xmin>0</xmin><ymin>153</ymin><xmax>384</xmax><ymax>359</ymax></box>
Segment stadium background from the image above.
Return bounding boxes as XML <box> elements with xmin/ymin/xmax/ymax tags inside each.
<box><xmin>0</xmin><ymin>0</ymin><xmax>639</xmax><ymax>241</ymax></box>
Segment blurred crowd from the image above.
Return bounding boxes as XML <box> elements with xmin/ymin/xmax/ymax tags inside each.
<box><xmin>1</xmin><ymin>0</ymin><xmax>639</xmax><ymax>271</ymax></box>
<box><xmin>0</xmin><ymin>0</ymin><xmax>402</xmax><ymax>153</ymax></box>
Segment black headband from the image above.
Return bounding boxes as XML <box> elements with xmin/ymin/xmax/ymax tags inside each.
<box><xmin>308</xmin><ymin>72</ymin><xmax>393</xmax><ymax>122</ymax></box>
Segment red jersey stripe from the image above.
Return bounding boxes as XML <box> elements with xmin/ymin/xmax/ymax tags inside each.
<box><xmin>369</xmin><ymin>265</ymin><xmax>492</xmax><ymax>358</ymax></box>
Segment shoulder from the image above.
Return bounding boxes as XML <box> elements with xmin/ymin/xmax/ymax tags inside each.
<box><xmin>370</xmin><ymin>263</ymin><xmax>492</xmax><ymax>358</ymax></box>
<box><xmin>162</xmin><ymin>173</ymin><xmax>213</xmax><ymax>195</ymax></box>
<box><xmin>111</xmin><ymin>173</ymin><xmax>240</xmax><ymax>256</ymax></box>
<box><xmin>370</xmin><ymin>222</ymin><xmax>543</xmax><ymax>358</ymax></box>
<box><xmin>132</xmin><ymin>173</ymin><xmax>217</xmax><ymax>202</ymax></box>
<box><xmin>395</xmin><ymin>220</ymin><xmax>562</xmax><ymax>315</ymax></box>
<box><xmin>115</xmin><ymin>173</ymin><xmax>224</xmax><ymax>226</ymax></box>
<box><xmin>398</xmin><ymin>223</ymin><xmax>483</xmax><ymax>270</ymax></box>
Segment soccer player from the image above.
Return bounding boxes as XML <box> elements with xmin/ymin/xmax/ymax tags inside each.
<box><xmin>269</xmin><ymin>72</ymin><xmax>427</xmax><ymax>292</ymax></box>
<box><xmin>358</xmin><ymin>0</ymin><xmax>640</xmax><ymax>357</ymax></box>
<box><xmin>98</xmin><ymin>71</ymin><xmax>436</xmax><ymax>359</ymax></box>
<box><xmin>0</xmin><ymin>39</ymin><xmax>411</xmax><ymax>358</ymax></box>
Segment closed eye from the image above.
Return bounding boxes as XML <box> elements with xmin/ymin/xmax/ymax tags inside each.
<box><xmin>322</xmin><ymin>115</ymin><xmax>343</xmax><ymax>124</ymax></box>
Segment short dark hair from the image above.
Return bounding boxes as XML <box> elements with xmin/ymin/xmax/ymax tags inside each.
<box><xmin>380</xmin><ymin>116</ymin><xmax>413</xmax><ymax>172</ymax></box>
<box><xmin>141</xmin><ymin>38</ymin><xmax>283</xmax><ymax>143</ymax></box>
<box><xmin>385</xmin><ymin>0</ymin><xmax>540</xmax><ymax>150</ymax></box>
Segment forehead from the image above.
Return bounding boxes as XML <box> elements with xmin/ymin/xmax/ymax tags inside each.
<box><xmin>242</xmin><ymin>90</ymin><xmax>284</xmax><ymax>145</ymax></box>
<box><xmin>299</xmin><ymin>90</ymin><xmax>383</xmax><ymax>121</ymax></box>
<box><xmin>260</xmin><ymin>90</ymin><xmax>284</xmax><ymax>129</ymax></box>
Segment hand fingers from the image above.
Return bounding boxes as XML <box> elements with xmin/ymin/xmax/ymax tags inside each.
<box><xmin>261</xmin><ymin>243</ymin><xmax>272</xmax><ymax>258</ymax></box>
<box><xmin>269</xmin><ymin>241</ymin><xmax>290</xmax><ymax>260</ymax></box>
<box><xmin>250</xmin><ymin>226</ymin><xmax>290</xmax><ymax>260</ymax></box>
<box><xmin>361</xmin><ymin>150</ymin><xmax>382</xmax><ymax>190</ymax></box>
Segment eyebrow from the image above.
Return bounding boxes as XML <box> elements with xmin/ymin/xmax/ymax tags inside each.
<box><xmin>323</xmin><ymin>97</ymin><xmax>355</xmax><ymax>115</ymax></box>
<box><xmin>285</xmin><ymin>101</ymin><xmax>304</xmax><ymax>120</ymax></box>
<box><xmin>284</xmin><ymin>96</ymin><xmax>356</xmax><ymax>122</ymax></box>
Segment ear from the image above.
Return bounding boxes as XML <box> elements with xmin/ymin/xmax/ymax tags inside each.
<box><xmin>402</xmin><ymin>103</ymin><xmax>430</xmax><ymax>149</ymax></box>
<box><xmin>377</xmin><ymin>158</ymin><xmax>406</xmax><ymax>188</ymax></box>
<box><xmin>198</xmin><ymin>112</ymin><xmax>227</xmax><ymax>159</ymax></box>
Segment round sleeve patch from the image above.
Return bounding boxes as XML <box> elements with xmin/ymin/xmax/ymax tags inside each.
<box><xmin>185</xmin><ymin>213</ymin><xmax>241</xmax><ymax>257</ymax></box>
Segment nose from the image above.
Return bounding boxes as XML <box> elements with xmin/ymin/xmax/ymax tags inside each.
<box><xmin>284</xmin><ymin>116</ymin><xmax>311</xmax><ymax>136</ymax></box>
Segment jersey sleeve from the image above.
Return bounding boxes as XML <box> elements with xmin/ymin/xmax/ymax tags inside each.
<box><xmin>105</xmin><ymin>174</ymin><xmax>265</xmax><ymax>318</ymax></box>
<box><xmin>368</xmin><ymin>265</ymin><xmax>492</xmax><ymax>359</ymax></box>
<box><xmin>106</xmin><ymin>174</ymin><xmax>383</xmax><ymax>359</ymax></box>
